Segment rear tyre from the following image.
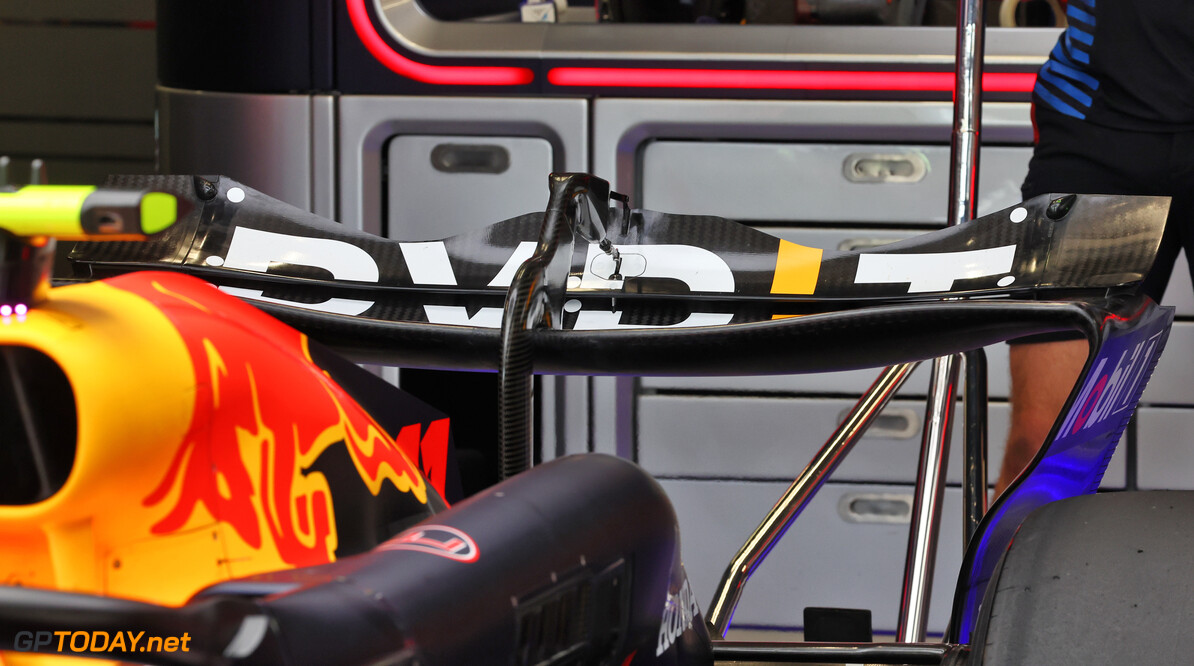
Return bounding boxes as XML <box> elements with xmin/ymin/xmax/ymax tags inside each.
<box><xmin>969</xmin><ymin>491</ymin><xmax>1194</xmax><ymax>665</ymax></box>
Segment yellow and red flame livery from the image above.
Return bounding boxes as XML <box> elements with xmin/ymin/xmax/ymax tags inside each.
<box><xmin>0</xmin><ymin>271</ymin><xmax>442</xmax><ymax>616</ymax></box>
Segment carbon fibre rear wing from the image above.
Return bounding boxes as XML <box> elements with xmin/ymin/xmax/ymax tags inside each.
<box><xmin>64</xmin><ymin>173</ymin><xmax>1167</xmax><ymax>372</ymax></box>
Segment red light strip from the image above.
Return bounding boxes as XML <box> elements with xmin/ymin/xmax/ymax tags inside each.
<box><xmin>549</xmin><ymin>67</ymin><xmax>1036</xmax><ymax>92</ymax></box>
<box><xmin>347</xmin><ymin>0</ymin><xmax>1035</xmax><ymax>94</ymax></box>
<box><xmin>346</xmin><ymin>0</ymin><xmax>534</xmax><ymax>86</ymax></box>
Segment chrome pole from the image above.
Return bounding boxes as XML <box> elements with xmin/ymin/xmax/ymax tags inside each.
<box><xmin>949</xmin><ymin>0</ymin><xmax>986</xmax><ymax>228</ymax></box>
<box><xmin>707</xmin><ymin>361</ymin><xmax>919</xmax><ymax>636</ymax></box>
<box><xmin>891</xmin><ymin>0</ymin><xmax>988</xmax><ymax>640</ymax></box>
<box><xmin>896</xmin><ymin>354</ymin><xmax>961</xmax><ymax>642</ymax></box>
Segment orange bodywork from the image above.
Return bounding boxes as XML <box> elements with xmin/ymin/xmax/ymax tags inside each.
<box><xmin>0</xmin><ymin>272</ymin><xmax>431</xmax><ymax>616</ymax></box>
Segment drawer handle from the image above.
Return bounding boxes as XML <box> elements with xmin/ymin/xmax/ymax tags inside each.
<box><xmin>843</xmin><ymin>152</ymin><xmax>928</xmax><ymax>183</ymax></box>
<box><xmin>839</xmin><ymin>494</ymin><xmax>913</xmax><ymax>524</ymax></box>
<box><xmin>430</xmin><ymin>144</ymin><xmax>510</xmax><ymax>174</ymax></box>
<box><xmin>837</xmin><ymin>406</ymin><xmax>919</xmax><ymax>439</ymax></box>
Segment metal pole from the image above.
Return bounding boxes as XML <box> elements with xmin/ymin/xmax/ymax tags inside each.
<box><xmin>892</xmin><ymin>0</ymin><xmax>988</xmax><ymax>640</ymax></box>
<box><xmin>712</xmin><ymin>640</ymin><xmax>965</xmax><ymax>663</ymax></box>
<box><xmin>707</xmin><ymin>361</ymin><xmax>919</xmax><ymax>637</ymax></box>
<box><xmin>896</xmin><ymin>354</ymin><xmax>961</xmax><ymax>642</ymax></box>
<box><xmin>948</xmin><ymin>0</ymin><xmax>986</xmax><ymax>228</ymax></box>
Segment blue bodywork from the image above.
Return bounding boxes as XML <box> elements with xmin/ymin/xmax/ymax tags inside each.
<box><xmin>952</xmin><ymin>300</ymin><xmax>1173</xmax><ymax>642</ymax></box>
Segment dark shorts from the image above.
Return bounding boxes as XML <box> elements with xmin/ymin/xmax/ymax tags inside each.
<box><xmin>1011</xmin><ymin>104</ymin><xmax>1194</xmax><ymax>344</ymax></box>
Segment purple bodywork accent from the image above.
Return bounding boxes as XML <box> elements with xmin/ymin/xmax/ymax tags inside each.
<box><xmin>953</xmin><ymin>301</ymin><xmax>1172</xmax><ymax>643</ymax></box>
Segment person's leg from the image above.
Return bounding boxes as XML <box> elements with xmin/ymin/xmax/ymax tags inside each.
<box><xmin>996</xmin><ymin>338</ymin><xmax>1088</xmax><ymax>496</ymax></box>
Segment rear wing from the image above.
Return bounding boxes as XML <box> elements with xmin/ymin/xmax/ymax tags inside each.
<box><xmin>64</xmin><ymin>173</ymin><xmax>1168</xmax><ymax>374</ymax></box>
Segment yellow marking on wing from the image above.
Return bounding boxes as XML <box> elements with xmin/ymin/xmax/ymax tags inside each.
<box><xmin>771</xmin><ymin>240</ymin><xmax>823</xmax><ymax>295</ymax></box>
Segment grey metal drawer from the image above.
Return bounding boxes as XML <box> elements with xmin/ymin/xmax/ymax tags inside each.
<box><xmin>1135</xmin><ymin>407</ymin><xmax>1194</xmax><ymax>490</ymax></box>
<box><xmin>638</xmin><ymin>395</ymin><xmax>1127</xmax><ymax>489</ymax></box>
<box><xmin>1142</xmin><ymin>321</ymin><xmax>1194</xmax><ymax>405</ymax></box>
<box><xmin>640</xmin><ymin>142</ymin><xmax>1030</xmax><ymax>225</ymax></box>
<box><xmin>386</xmin><ymin>135</ymin><xmax>553</xmax><ymax>240</ymax></box>
<box><xmin>338</xmin><ymin>96</ymin><xmax>588</xmax><ymax>236</ymax></box>
<box><xmin>661</xmin><ymin>479</ymin><xmax>964</xmax><ymax>634</ymax></box>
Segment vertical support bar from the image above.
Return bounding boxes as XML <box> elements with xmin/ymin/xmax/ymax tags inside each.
<box><xmin>30</xmin><ymin>158</ymin><xmax>47</xmax><ymax>185</ymax></box>
<box><xmin>963</xmin><ymin>348</ymin><xmax>989</xmax><ymax>544</ymax></box>
<box><xmin>893</xmin><ymin>0</ymin><xmax>987</xmax><ymax>641</ymax></box>
<box><xmin>498</xmin><ymin>175</ymin><xmax>588</xmax><ymax>479</ymax></box>
<box><xmin>707</xmin><ymin>361</ymin><xmax>919</xmax><ymax>637</ymax></box>
<box><xmin>897</xmin><ymin>354</ymin><xmax>961</xmax><ymax>643</ymax></box>
<box><xmin>948</xmin><ymin>0</ymin><xmax>986</xmax><ymax>228</ymax></box>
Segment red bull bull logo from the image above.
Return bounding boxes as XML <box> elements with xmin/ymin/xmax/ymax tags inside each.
<box><xmin>118</xmin><ymin>274</ymin><xmax>431</xmax><ymax>569</ymax></box>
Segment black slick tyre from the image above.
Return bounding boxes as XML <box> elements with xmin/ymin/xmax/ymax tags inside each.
<box><xmin>968</xmin><ymin>491</ymin><xmax>1194</xmax><ymax>665</ymax></box>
